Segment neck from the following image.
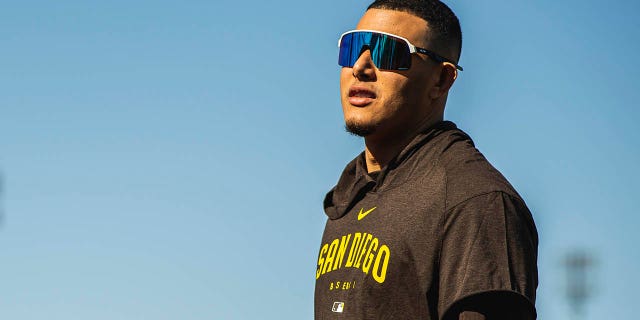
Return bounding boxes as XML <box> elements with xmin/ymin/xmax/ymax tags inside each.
<box><xmin>364</xmin><ymin>116</ymin><xmax>442</xmax><ymax>173</ymax></box>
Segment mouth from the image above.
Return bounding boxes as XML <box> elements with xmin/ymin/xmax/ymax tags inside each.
<box><xmin>348</xmin><ymin>86</ymin><xmax>376</xmax><ymax>107</ymax></box>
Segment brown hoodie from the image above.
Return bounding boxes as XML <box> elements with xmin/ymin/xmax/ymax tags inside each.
<box><xmin>315</xmin><ymin>121</ymin><xmax>538</xmax><ymax>320</ymax></box>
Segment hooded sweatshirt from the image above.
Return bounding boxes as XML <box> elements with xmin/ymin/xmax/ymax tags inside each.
<box><xmin>314</xmin><ymin>121</ymin><xmax>538</xmax><ymax>320</ymax></box>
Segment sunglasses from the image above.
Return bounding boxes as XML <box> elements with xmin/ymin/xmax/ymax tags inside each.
<box><xmin>338</xmin><ymin>29</ymin><xmax>463</xmax><ymax>71</ymax></box>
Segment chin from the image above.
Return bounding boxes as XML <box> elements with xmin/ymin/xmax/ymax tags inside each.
<box><xmin>344</xmin><ymin>120</ymin><xmax>377</xmax><ymax>137</ymax></box>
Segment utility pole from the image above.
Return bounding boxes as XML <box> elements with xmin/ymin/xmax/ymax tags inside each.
<box><xmin>565</xmin><ymin>250</ymin><xmax>595</xmax><ymax>320</ymax></box>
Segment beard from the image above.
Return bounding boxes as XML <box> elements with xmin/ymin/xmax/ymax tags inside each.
<box><xmin>344</xmin><ymin>120</ymin><xmax>377</xmax><ymax>137</ymax></box>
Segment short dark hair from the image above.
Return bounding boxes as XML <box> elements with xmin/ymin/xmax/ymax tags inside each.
<box><xmin>367</xmin><ymin>0</ymin><xmax>462</xmax><ymax>62</ymax></box>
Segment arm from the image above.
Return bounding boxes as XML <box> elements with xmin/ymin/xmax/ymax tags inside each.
<box><xmin>459</xmin><ymin>311</ymin><xmax>485</xmax><ymax>320</ymax></box>
<box><xmin>458</xmin><ymin>309</ymin><xmax>535</xmax><ymax>320</ymax></box>
<box><xmin>458</xmin><ymin>306</ymin><xmax>535</xmax><ymax>320</ymax></box>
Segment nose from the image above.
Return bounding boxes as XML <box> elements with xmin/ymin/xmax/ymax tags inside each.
<box><xmin>351</xmin><ymin>49</ymin><xmax>377</xmax><ymax>81</ymax></box>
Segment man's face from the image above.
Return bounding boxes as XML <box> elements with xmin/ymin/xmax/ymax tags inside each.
<box><xmin>341</xmin><ymin>9</ymin><xmax>443</xmax><ymax>139</ymax></box>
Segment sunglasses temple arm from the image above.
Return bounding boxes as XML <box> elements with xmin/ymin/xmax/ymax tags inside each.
<box><xmin>416</xmin><ymin>47</ymin><xmax>463</xmax><ymax>71</ymax></box>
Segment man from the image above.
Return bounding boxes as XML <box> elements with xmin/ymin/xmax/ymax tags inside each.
<box><xmin>314</xmin><ymin>1</ymin><xmax>538</xmax><ymax>319</ymax></box>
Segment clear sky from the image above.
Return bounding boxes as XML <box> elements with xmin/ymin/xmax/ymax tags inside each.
<box><xmin>1</xmin><ymin>0</ymin><xmax>638</xmax><ymax>319</ymax></box>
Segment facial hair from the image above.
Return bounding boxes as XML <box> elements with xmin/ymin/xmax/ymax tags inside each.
<box><xmin>344</xmin><ymin>120</ymin><xmax>376</xmax><ymax>137</ymax></box>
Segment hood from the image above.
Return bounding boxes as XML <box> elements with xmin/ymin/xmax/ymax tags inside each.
<box><xmin>323</xmin><ymin>121</ymin><xmax>460</xmax><ymax>220</ymax></box>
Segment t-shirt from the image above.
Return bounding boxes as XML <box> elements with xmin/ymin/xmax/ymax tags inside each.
<box><xmin>314</xmin><ymin>121</ymin><xmax>538</xmax><ymax>320</ymax></box>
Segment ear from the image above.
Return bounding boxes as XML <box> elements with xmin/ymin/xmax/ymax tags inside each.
<box><xmin>428</xmin><ymin>63</ymin><xmax>458</xmax><ymax>99</ymax></box>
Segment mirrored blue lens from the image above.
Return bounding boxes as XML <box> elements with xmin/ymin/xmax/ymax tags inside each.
<box><xmin>338</xmin><ymin>31</ymin><xmax>412</xmax><ymax>70</ymax></box>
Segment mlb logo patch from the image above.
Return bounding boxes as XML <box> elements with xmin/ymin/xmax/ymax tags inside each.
<box><xmin>332</xmin><ymin>302</ymin><xmax>344</xmax><ymax>313</ymax></box>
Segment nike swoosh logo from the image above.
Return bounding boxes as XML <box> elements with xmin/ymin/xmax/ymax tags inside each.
<box><xmin>357</xmin><ymin>207</ymin><xmax>377</xmax><ymax>221</ymax></box>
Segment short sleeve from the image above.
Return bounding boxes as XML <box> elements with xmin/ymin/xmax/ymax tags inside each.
<box><xmin>438</xmin><ymin>191</ymin><xmax>538</xmax><ymax>320</ymax></box>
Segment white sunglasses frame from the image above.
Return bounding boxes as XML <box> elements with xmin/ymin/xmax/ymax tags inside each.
<box><xmin>338</xmin><ymin>29</ymin><xmax>463</xmax><ymax>71</ymax></box>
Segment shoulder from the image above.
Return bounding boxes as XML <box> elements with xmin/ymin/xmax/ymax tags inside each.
<box><xmin>429</xmin><ymin>128</ymin><xmax>523</xmax><ymax>211</ymax></box>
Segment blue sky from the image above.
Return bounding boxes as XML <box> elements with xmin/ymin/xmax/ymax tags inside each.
<box><xmin>1</xmin><ymin>0</ymin><xmax>639</xmax><ymax>319</ymax></box>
